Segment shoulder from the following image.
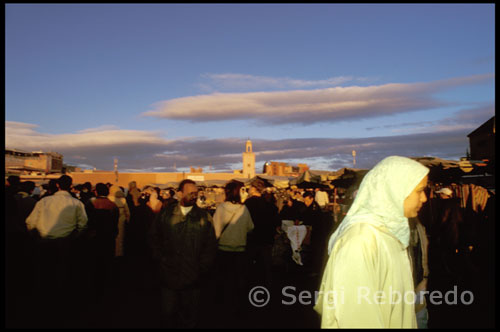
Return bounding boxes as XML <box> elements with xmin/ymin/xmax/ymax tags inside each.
<box><xmin>334</xmin><ymin>223</ymin><xmax>385</xmax><ymax>253</ymax></box>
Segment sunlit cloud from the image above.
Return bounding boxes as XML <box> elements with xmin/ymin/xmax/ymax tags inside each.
<box><xmin>143</xmin><ymin>74</ymin><xmax>494</xmax><ymax>125</ymax></box>
<box><xmin>6</xmin><ymin>122</ymin><xmax>169</xmax><ymax>149</ymax></box>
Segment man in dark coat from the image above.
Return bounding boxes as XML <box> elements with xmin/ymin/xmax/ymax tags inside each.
<box><xmin>149</xmin><ymin>179</ymin><xmax>217</xmax><ymax>328</ymax></box>
<box><xmin>85</xmin><ymin>183</ymin><xmax>119</xmax><ymax>298</ymax></box>
<box><xmin>244</xmin><ymin>179</ymin><xmax>280</xmax><ymax>289</ymax></box>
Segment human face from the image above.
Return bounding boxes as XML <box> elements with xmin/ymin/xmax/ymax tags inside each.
<box><xmin>403</xmin><ymin>175</ymin><xmax>428</xmax><ymax>218</ymax></box>
<box><xmin>180</xmin><ymin>183</ymin><xmax>198</xmax><ymax>207</ymax></box>
<box><xmin>304</xmin><ymin>196</ymin><xmax>314</xmax><ymax>207</ymax></box>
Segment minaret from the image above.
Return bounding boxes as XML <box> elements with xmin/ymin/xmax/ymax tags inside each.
<box><xmin>242</xmin><ymin>139</ymin><xmax>256</xmax><ymax>178</ymax></box>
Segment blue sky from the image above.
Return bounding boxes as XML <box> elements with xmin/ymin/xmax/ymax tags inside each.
<box><xmin>5</xmin><ymin>4</ymin><xmax>495</xmax><ymax>173</ymax></box>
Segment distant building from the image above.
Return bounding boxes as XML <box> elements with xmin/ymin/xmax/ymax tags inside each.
<box><xmin>242</xmin><ymin>140</ymin><xmax>256</xmax><ymax>178</ymax></box>
<box><xmin>467</xmin><ymin>116</ymin><xmax>495</xmax><ymax>162</ymax></box>
<box><xmin>264</xmin><ymin>161</ymin><xmax>309</xmax><ymax>177</ymax></box>
<box><xmin>5</xmin><ymin>149</ymin><xmax>63</xmax><ymax>175</ymax></box>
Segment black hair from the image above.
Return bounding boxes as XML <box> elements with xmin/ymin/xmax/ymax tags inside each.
<box><xmin>178</xmin><ymin>179</ymin><xmax>196</xmax><ymax>192</ymax></box>
<box><xmin>57</xmin><ymin>175</ymin><xmax>73</xmax><ymax>191</ymax></box>
<box><xmin>95</xmin><ymin>182</ymin><xmax>109</xmax><ymax>196</ymax></box>
<box><xmin>224</xmin><ymin>180</ymin><xmax>244</xmax><ymax>204</ymax></box>
<box><xmin>20</xmin><ymin>181</ymin><xmax>35</xmax><ymax>193</ymax></box>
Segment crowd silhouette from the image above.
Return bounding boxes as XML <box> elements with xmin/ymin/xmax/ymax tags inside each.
<box><xmin>5</xmin><ymin>172</ymin><xmax>495</xmax><ymax>328</ymax></box>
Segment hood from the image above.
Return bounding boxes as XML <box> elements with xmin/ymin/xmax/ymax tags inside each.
<box><xmin>218</xmin><ymin>201</ymin><xmax>245</xmax><ymax>222</ymax></box>
<box><xmin>328</xmin><ymin>156</ymin><xmax>429</xmax><ymax>253</ymax></box>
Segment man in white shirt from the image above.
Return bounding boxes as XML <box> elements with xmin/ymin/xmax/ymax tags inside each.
<box><xmin>314</xmin><ymin>188</ymin><xmax>330</xmax><ymax>209</ymax></box>
<box><xmin>25</xmin><ymin>175</ymin><xmax>88</xmax><ymax>320</ymax></box>
<box><xmin>26</xmin><ymin>175</ymin><xmax>87</xmax><ymax>239</ymax></box>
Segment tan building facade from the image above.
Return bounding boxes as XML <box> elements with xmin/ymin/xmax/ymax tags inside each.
<box><xmin>5</xmin><ymin>149</ymin><xmax>63</xmax><ymax>175</ymax></box>
<box><xmin>264</xmin><ymin>161</ymin><xmax>309</xmax><ymax>177</ymax></box>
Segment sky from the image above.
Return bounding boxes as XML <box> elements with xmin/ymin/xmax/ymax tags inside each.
<box><xmin>5</xmin><ymin>4</ymin><xmax>495</xmax><ymax>173</ymax></box>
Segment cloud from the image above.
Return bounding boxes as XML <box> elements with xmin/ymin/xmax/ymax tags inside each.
<box><xmin>5</xmin><ymin>120</ymin><xmax>477</xmax><ymax>172</ymax></box>
<box><xmin>143</xmin><ymin>74</ymin><xmax>494</xmax><ymax>125</ymax></box>
<box><xmin>366</xmin><ymin>103</ymin><xmax>495</xmax><ymax>134</ymax></box>
<box><xmin>6</xmin><ymin>122</ymin><xmax>169</xmax><ymax>149</ymax></box>
<box><xmin>197</xmin><ymin>73</ymin><xmax>364</xmax><ymax>92</ymax></box>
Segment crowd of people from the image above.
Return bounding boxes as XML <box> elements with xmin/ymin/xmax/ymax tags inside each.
<box><xmin>5</xmin><ymin>157</ymin><xmax>495</xmax><ymax>328</ymax></box>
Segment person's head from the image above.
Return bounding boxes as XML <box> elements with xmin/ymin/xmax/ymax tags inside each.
<box><xmin>178</xmin><ymin>179</ymin><xmax>198</xmax><ymax>207</ymax></box>
<box><xmin>57</xmin><ymin>175</ymin><xmax>73</xmax><ymax>191</ymax></box>
<box><xmin>168</xmin><ymin>189</ymin><xmax>176</xmax><ymax>199</ymax></box>
<box><xmin>224</xmin><ymin>180</ymin><xmax>244</xmax><ymax>204</ymax></box>
<box><xmin>348</xmin><ymin>156</ymin><xmax>429</xmax><ymax>220</ymax></box>
<box><xmin>303</xmin><ymin>191</ymin><xmax>315</xmax><ymax>207</ymax></box>
<box><xmin>95</xmin><ymin>183</ymin><xmax>109</xmax><ymax>197</ymax></box>
<box><xmin>249</xmin><ymin>179</ymin><xmax>266</xmax><ymax>197</ymax></box>
<box><xmin>82</xmin><ymin>182</ymin><xmax>92</xmax><ymax>192</ymax></box>
<box><xmin>48</xmin><ymin>179</ymin><xmax>59</xmax><ymax>193</ymax></box>
<box><xmin>7</xmin><ymin>175</ymin><xmax>21</xmax><ymax>188</ymax></box>
<box><xmin>148</xmin><ymin>187</ymin><xmax>160</xmax><ymax>200</ymax></box>
<box><xmin>403</xmin><ymin>175</ymin><xmax>428</xmax><ymax>218</ymax></box>
<box><xmin>109</xmin><ymin>185</ymin><xmax>125</xmax><ymax>199</ymax></box>
<box><xmin>129</xmin><ymin>181</ymin><xmax>137</xmax><ymax>190</ymax></box>
<box><xmin>20</xmin><ymin>181</ymin><xmax>35</xmax><ymax>194</ymax></box>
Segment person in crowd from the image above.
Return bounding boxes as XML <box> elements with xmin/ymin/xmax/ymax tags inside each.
<box><xmin>301</xmin><ymin>191</ymin><xmax>322</xmax><ymax>226</ymax></box>
<box><xmin>314</xmin><ymin>187</ymin><xmax>330</xmax><ymax>210</ymax></box>
<box><xmin>161</xmin><ymin>188</ymin><xmax>178</xmax><ymax>209</ymax></box>
<box><xmin>240</xmin><ymin>186</ymin><xmax>249</xmax><ymax>203</ymax></box>
<box><xmin>301</xmin><ymin>190</ymin><xmax>327</xmax><ymax>275</ymax></box>
<box><xmin>25</xmin><ymin>175</ymin><xmax>88</xmax><ymax>318</ymax></box>
<box><xmin>145</xmin><ymin>186</ymin><xmax>163</xmax><ymax>214</ymax></box>
<box><xmin>213</xmin><ymin>180</ymin><xmax>254</xmax><ymax>319</ymax></box>
<box><xmin>244</xmin><ymin>179</ymin><xmax>281</xmax><ymax>289</ymax></box>
<box><xmin>196</xmin><ymin>189</ymin><xmax>208</xmax><ymax>208</ymax></box>
<box><xmin>426</xmin><ymin>185</ymin><xmax>466</xmax><ymax>328</ymax></box>
<box><xmin>315</xmin><ymin>156</ymin><xmax>429</xmax><ymax>328</ymax></box>
<box><xmin>126</xmin><ymin>181</ymin><xmax>141</xmax><ymax>210</ymax></box>
<box><xmin>79</xmin><ymin>182</ymin><xmax>95</xmax><ymax>204</ymax></box>
<box><xmin>149</xmin><ymin>179</ymin><xmax>217</xmax><ymax>328</ymax></box>
<box><xmin>85</xmin><ymin>183</ymin><xmax>119</xmax><ymax>299</ymax></box>
<box><xmin>108</xmin><ymin>185</ymin><xmax>130</xmax><ymax>258</ymax></box>
<box><xmin>6</xmin><ymin>178</ymin><xmax>36</xmax><ymax>324</ymax></box>
<box><xmin>39</xmin><ymin>179</ymin><xmax>59</xmax><ymax>199</ymax></box>
<box><xmin>124</xmin><ymin>182</ymin><xmax>143</xmax><ymax>257</ymax></box>
<box><xmin>6</xmin><ymin>175</ymin><xmax>21</xmax><ymax>197</ymax></box>
<box><xmin>279</xmin><ymin>194</ymin><xmax>304</xmax><ymax>223</ymax></box>
<box><xmin>408</xmin><ymin>216</ymin><xmax>430</xmax><ymax>329</ymax></box>
<box><xmin>14</xmin><ymin>181</ymin><xmax>37</xmax><ymax>230</ymax></box>
<box><xmin>130</xmin><ymin>186</ymin><xmax>162</xmax><ymax>258</ymax></box>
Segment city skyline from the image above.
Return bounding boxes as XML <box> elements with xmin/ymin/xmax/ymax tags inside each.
<box><xmin>5</xmin><ymin>4</ymin><xmax>495</xmax><ymax>172</ymax></box>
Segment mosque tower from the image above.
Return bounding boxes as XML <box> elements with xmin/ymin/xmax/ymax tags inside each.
<box><xmin>242</xmin><ymin>139</ymin><xmax>256</xmax><ymax>178</ymax></box>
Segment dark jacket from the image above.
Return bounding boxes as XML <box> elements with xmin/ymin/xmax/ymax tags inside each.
<box><xmin>86</xmin><ymin>197</ymin><xmax>119</xmax><ymax>238</ymax></box>
<box><xmin>245</xmin><ymin>196</ymin><xmax>280</xmax><ymax>245</ymax></box>
<box><xmin>149</xmin><ymin>203</ymin><xmax>217</xmax><ymax>290</ymax></box>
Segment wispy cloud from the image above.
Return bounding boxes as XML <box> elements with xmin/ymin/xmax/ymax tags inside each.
<box><xmin>197</xmin><ymin>73</ymin><xmax>367</xmax><ymax>92</ymax></box>
<box><xmin>366</xmin><ymin>103</ymin><xmax>495</xmax><ymax>134</ymax></box>
<box><xmin>143</xmin><ymin>74</ymin><xmax>493</xmax><ymax>126</ymax></box>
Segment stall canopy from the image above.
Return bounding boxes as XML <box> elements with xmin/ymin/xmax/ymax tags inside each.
<box><xmin>329</xmin><ymin>168</ymin><xmax>369</xmax><ymax>189</ymax></box>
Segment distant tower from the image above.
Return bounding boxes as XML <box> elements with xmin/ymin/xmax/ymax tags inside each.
<box><xmin>242</xmin><ymin>139</ymin><xmax>256</xmax><ymax>178</ymax></box>
<box><xmin>114</xmin><ymin>158</ymin><xmax>118</xmax><ymax>183</ymax></box>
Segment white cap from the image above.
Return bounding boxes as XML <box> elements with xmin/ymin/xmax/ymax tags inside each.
<box><xmin>436</xmin><ymin>188</ymin><xmax>453</xmax><ymax>196</ymax></box>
